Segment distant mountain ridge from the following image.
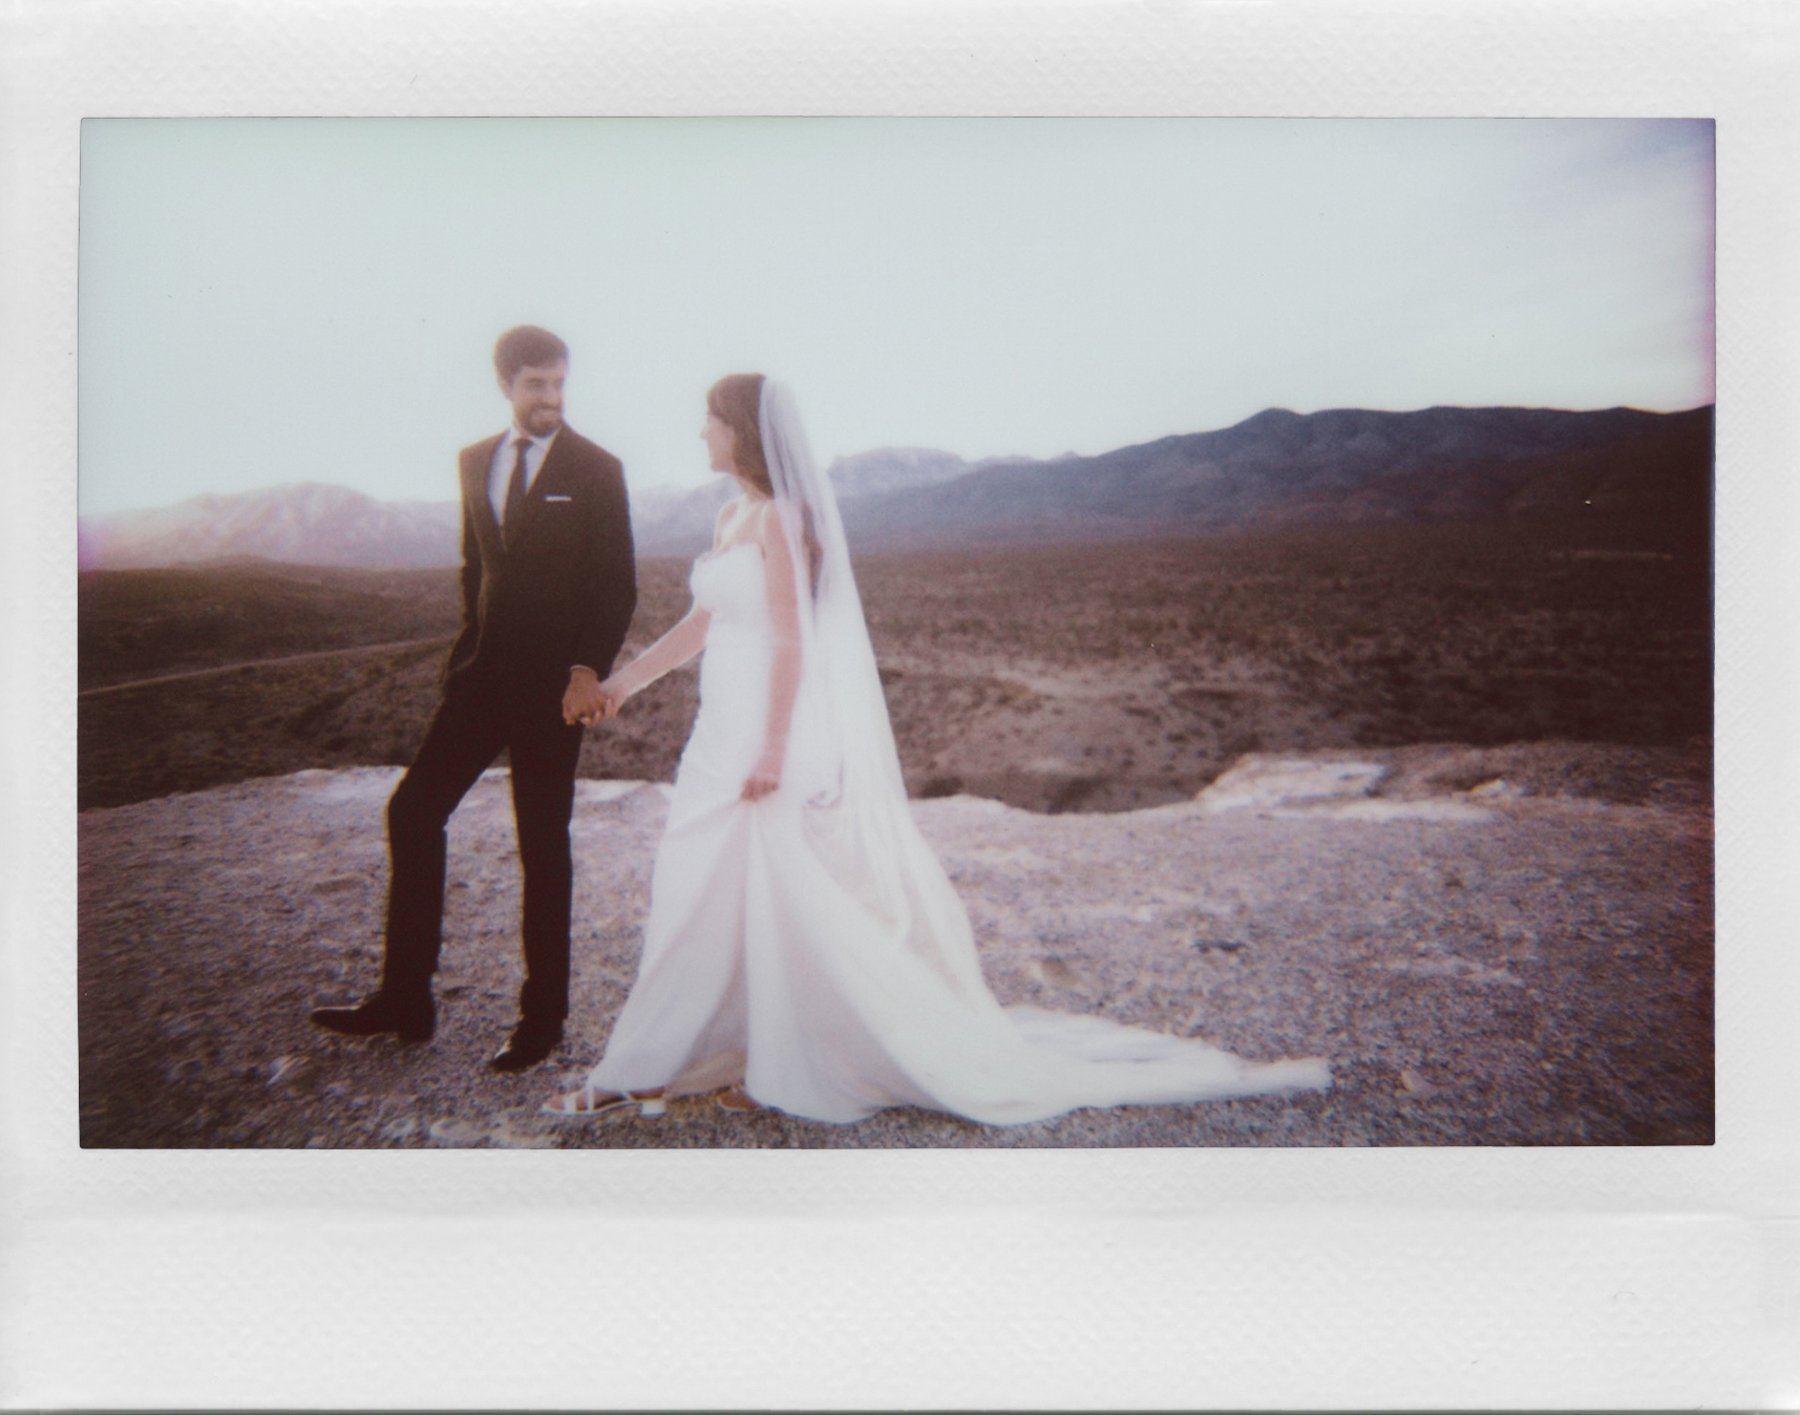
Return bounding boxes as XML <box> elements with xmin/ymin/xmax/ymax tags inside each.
<box><xmin>79</xmin><ymin>404</ymin><xmax>1712</xmax><ymax>568</ymax></box>
<box><xmin>839</xmin><ymin>404</ymin><xmax>1712</xmax><ymax>546</ymax></box>
<box><xmin>79</xmin><ymin>483</ymin><xmax>462</xmax><ymax>570</ymax></box>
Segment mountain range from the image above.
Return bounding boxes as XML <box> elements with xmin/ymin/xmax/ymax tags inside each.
<box><xmin>78</xmin><ymin>483</ymin><xmax>462</xmax><ymax>570</ymax></box>
<box><xmin>78</xmin><ymin>404</ymin><xmax>1712</xmax><ymax>569</ymax></box>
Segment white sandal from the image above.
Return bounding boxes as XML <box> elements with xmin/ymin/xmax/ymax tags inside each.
<box><xmin>541</xmin><ymin>1085</ymin><xmax>667</xmax><ymax>1119</ymax></box>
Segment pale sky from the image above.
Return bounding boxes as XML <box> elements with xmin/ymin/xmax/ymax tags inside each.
<box><xmin>77</xmin><ymin>117</ymin><xmax>1714</xmax><ymax>515</ymax></box>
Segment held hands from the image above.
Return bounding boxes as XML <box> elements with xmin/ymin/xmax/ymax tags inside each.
<box><xmin>562</xmin><ymin>668</ymin><xmax>625</xmax><ymax>727</ymax></box>
<box><xmin>741</xmin><ymin>742</ymin><xmax>785</xmax><ymax>802</ymax></box>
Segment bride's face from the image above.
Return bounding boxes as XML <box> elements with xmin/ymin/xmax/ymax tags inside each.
<box><xmin>702</xmin><ymin>412</ymin><xmax>738</xmax><ymax>475</ymax></box>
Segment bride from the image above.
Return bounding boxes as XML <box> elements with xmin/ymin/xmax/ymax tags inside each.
<box><xmin>544</xmin><ymin>374</ymin><xmax>1329</xmax><ymax>1123</ymax></box>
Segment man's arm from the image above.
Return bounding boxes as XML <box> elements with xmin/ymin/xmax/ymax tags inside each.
<box><xmin>573</xmin><ymin>455</ymin><xmax>638</xmax><ymax>677</ymax></box>
<box><xmin>446</xmin><ymin>495</ymin><xmax>481</xmax><ymax>676</ymax></box>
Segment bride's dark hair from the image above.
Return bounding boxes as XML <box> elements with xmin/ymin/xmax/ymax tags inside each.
<box><xmin>707</xmin><ymin>374</ymin><xmax>772</xmax><ymax>496</ymax></box>
<box><xmin>710</xmin><ymin>372</ymin><xmax>826</xmax><ymax>593</ymax></box>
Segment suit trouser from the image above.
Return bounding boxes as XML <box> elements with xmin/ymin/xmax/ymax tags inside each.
<box><xmin>380</xmin><ymin>670</ymin><xmax>584</xmax><ymax>1023</ymax></box>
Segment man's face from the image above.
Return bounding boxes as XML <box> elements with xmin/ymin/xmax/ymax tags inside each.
<box><xmin>501</xmin><ymin>360</ymin><xmax>567</xmax><ymax>436</ymax></box>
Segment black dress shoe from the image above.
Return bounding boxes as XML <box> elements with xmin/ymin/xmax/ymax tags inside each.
<box><xmin>491</xmin><ymin>1019</ymin><xmax>562</xmax><ymax>1073</ymax></box>
<box><xmin>309</xmin><ymin>993</ymin><xmax>434</xmax><ymax>1043</ymax></box>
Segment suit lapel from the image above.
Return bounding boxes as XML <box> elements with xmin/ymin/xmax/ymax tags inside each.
<box><xmin>509</xmin><ymin>428</ymin><xmax>575</xmax><ymax>545</ymax></box>
<box><xmin>540</xmin><ymin>429</ymin><xmax>578</xmax><ymax>492</ymax></box>
<box><xmin>463</xmin><ymin>435</ymin><xmax>506</xmax><ymax>561</ymax></box>
<box><xmin>466</xmin><ymin>427</ymin><xmax>578</xmax><ymax>557</ymax></box>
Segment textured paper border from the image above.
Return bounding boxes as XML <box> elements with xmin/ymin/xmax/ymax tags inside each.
<box><xmin>4</xmin><ymin>1</ymin><xmax>1797</xmax><ymax>1408</ymax></box>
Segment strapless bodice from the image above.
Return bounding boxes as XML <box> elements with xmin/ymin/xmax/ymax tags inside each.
<box><xmin>689</xmin><ymin>541</ymin><xmax>769</xmax><ymax>635</ymax></box>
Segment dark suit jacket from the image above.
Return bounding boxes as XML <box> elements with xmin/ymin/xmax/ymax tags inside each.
<box><xmin>444</xmin><ymin>425</ymin><xmax>637</xmax><ymax>698</ymax></box>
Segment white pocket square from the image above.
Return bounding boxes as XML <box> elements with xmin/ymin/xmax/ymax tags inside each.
<box><xmin>544</xmin><ymin>494</ymin><xmax>573</xmax><ymax>503</ymax></box>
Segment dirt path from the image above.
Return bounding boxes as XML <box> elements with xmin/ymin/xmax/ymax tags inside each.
<box><xmin>77</xmin><ymin>636</ymin><xmax>450</xmax><ymax>698</ymax></box>
<box><xmin>75</xmin><ymin>742</ymin><xmax>1711</xmax><ymax>1149</ymax></box>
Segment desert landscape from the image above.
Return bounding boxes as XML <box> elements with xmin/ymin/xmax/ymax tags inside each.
<box><xmin>77</xmin><ymin>468</ymin><xmax>1713</xmax><ymax>1147</ymax></box>
<box><xmin>79</xmin><ymin>516</ymin><xmax>1709</xmax><ymax>816</ymax></box>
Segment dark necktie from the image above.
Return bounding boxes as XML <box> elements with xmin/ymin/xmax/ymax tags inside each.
<box><xmin>503</xmin><ymin>438</ymin><xmax>531</xmax><ymax>545</ymax></box>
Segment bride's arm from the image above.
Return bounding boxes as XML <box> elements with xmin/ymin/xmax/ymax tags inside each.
<box><xmin>593</xmin><ymin>501</ymin><xmax>744</xmax><ymax>715</ymax></box>
<box><xmin>600</xmin><ymin>605</ymin><xmax>712</xmax><ymax>709</ymax></box>
<box><xmin>741</xmin><ymin>504</ymin><xmax>803</xmax><ymax>800</ymax></box>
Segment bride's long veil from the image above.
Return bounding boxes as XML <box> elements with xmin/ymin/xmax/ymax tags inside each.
<box><xmin>759</xmin><ymin>380</ymin><xmax>998</xmax><ymax>1004</ymax></box>
<box><xmin>754</xmin><ymin>379</ymin><xmax>1329</xmax><ymax>1112</ymax></box>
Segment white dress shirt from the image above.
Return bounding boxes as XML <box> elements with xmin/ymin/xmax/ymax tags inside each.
<box><xmin>487</xmin><ymin>426</ymin><xmax>559</xmax><ymax>529</ymax></box>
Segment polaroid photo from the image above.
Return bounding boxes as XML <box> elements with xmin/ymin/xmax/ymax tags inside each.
<box><xmin>5</xmin><ymin>0</ymin><xmax>1796</xmax><ymax>1408</ymax></box>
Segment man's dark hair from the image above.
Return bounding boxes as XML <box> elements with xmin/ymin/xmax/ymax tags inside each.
<box><xmin>493</xmin><ymin>326</ymin><xmax>570</xmax><ymax>383</ymax></box>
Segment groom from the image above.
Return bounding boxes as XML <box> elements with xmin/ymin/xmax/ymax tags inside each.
<box><xmin>311</xmin><ymin>326</ymin><xmax>637</xmax><ymax>1071</ymax></box>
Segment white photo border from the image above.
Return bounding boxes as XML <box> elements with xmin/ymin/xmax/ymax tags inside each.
<box><xmin>5</xmin><ymin>0</ymin><xmax>1797</xmax><ymax>1408</ymax></box>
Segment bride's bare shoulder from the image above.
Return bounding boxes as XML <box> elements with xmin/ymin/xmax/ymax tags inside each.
<box><xmin>712</xmin><ymin>495</ymin><xmax>751</xmax><ymax>548</ymax></box>
<box><xmin>715</xmin><ymin>494</ymin><xmax>781</xmax><ymax>552</ymax></box>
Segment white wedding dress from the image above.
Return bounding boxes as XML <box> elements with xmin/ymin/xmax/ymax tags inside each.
<box><xmin>585</xmin><ymin>446</ymin><xmax>1330</xmax><ymax>1123</ymax></box>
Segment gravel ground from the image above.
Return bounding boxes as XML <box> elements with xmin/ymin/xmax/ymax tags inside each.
<box><xmin>76</xmin><ymin>742</ymin><xmax>1712</xmax><ymax>1149</ymax></box>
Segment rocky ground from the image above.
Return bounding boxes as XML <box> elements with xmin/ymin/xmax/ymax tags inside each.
<box><xmin>76</xmin><ymin>740</ymin><xmax>1712</xmax><ymax>1149</ymax></box>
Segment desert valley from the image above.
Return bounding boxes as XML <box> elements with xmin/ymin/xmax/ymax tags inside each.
<box><xmin>76</xmin><ymin>404</ymin><xmax>1714</xmax><ymax>1147</ymax></box>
